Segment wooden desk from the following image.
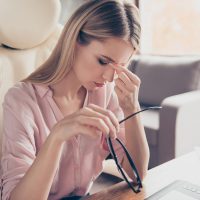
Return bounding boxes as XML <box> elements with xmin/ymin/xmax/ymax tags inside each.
<box><xmin>85</xmin><ymin>151</ymin><xmax>200</xmax><ymax>200</ymax></box>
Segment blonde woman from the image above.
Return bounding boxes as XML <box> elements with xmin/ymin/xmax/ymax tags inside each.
<box><xmin>1</xmin><ymin>0</ymin><xmax>149</xmax><ymax>199</ymax></box>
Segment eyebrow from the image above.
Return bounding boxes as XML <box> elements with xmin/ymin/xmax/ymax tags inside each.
<box><xmin>101</xmin><ymin>55</ymin><xmax>116</xmax><ymax>63</ymax></box>
<box><xmin>100</xmin><ymin>54</ymin><xmax>133</xmax><ymax>66</ymax></box>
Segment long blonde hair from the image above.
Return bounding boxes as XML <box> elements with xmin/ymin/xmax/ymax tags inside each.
<box><xmin>24</xmin><ymin>0</ymin><xmax>141</xmax><ymax>85</ymax></box>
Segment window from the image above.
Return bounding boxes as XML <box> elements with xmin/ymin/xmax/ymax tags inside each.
<box><xmin>140</xmin><ymin>0</ymin><xmax>200</xmax><ymax>55</ymax></box>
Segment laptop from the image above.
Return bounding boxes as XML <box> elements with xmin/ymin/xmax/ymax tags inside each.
<box><xmin>146</xmin><ymin>180</ymin><xmax>200</xmax><ymax>200</ymax></box>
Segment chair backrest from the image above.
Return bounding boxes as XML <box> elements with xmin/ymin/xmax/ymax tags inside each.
<box><xmin>129</xmin><ymin>55</ymin><xmax>200</xmax><ymax>106</ymax></box>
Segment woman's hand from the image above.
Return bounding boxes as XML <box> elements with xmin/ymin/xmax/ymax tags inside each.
<box><xmin>113</xmin><ymin>65</ymin><xmax>141</xmax><ymax>112</ymax></box>
<box><xmin>51</xmin><ymin>104</ymin><xmax>120</xmax><ymax>144</ymax></box>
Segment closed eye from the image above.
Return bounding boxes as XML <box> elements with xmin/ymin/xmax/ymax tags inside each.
<box><xmin>98</xmin><ymin>58</ymin><xmax>109</xmax><ymax>66</ymax></box>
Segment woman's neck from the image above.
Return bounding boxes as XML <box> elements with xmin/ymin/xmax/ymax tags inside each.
<box><xmin>50</xmin><ymin>70</ymin><xmax>84</xmax><ymax>101</ymax></box>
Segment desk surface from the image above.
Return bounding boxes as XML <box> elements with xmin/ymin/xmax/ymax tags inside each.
<box><xmin>85</xmin><ymin>151</ymin><xmax>200</xmax><ymax>200</ymax></box>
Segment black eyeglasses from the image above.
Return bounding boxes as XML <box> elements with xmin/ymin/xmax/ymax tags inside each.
<box><xmin>106</xmin><ymin>106</ymin><xmax>162</xmax><ymax>193</ymax></box>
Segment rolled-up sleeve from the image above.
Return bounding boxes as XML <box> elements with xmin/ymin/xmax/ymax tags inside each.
<box><xmin>1</xmin><ymin>88</ymin><xmax>36</xmax><ymax>200</ymax></box>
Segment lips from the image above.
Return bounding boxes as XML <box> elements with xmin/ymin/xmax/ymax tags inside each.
<box><xmin>94</xmin><ymin>82</ymin><xmax>105</xmax><ymax>87</ymax></box>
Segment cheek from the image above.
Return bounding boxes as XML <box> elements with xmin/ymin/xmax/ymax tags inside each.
<box><xmin>74</xmin><ymin>59</ymin><xmax>102</xmax><ymax>81</ymax></box>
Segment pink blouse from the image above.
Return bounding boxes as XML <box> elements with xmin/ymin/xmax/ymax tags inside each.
<box><xmin>1</xmin><ymin>81</ymin><xmax>125</xmax><ymax>200</ymax></box>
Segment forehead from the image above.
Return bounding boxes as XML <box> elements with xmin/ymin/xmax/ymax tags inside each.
<box><xmin>83</xmin><ymin>37</ymin><xmax>134</xmax><ymax>64</ymax></box>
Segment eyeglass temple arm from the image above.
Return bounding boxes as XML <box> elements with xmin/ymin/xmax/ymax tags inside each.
<box><xmin>107</xmin><ymin>137</ymin><xmax>142</xmax><ymax>192</ymax></box>
<box><xmin>107</xmin><ymin>137</ymin><xmax>140</xmax><ymax>192</ymax></box>
<box><xmin>119</xmin><ymin>106</ymin><xmax>162</xmax><ymax>124</ymax></box>
<box><xmin>116</xmin><ymin>137</ymin><xmax>142</xmax><ymax>187</ymax></box>
<box><xmin>107</xmin><ymin>106</ymin><xmax>162</xmax><ymax>184</ymax></box>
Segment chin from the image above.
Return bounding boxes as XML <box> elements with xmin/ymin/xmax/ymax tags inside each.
<box><xmin>85</xmin><ymin>86</ymin><xmax>99</xmax><ymax>91</ymax></box>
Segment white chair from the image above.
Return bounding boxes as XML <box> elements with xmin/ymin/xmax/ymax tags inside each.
<box><xmin>0</xmin><ymin>0</ymin><xmax>62</xmax><ymax>166</ymax></box>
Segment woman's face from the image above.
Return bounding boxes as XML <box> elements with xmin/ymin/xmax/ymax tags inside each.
<box><xmin>73</xmin><ymin>37</ymin><xmax>134</xmax><ymax>91</ymax></box>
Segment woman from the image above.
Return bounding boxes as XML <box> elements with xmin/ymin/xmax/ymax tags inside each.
<box><xmin>1</xmin><ymin>0</ymin><xmax>149</xmax><ymax>199</ymax></box>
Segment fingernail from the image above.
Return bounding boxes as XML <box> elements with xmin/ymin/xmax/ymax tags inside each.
<box><xmin>114</xmin><ymin>73</ymin><xmax>118</xmax><ymax>80</ymax></box>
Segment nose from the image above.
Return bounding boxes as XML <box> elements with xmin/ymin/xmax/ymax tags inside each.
<box><xmin>102</xmin><ymin>67</ymin><xmax>116</xmax><ymax>82</ymax></box>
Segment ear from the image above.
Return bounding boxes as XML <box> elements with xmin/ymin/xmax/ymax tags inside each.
<box><xmin>0</xmin><ymin>0</ymin><xmax>61</xmax><ymax>49</ymax></box>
